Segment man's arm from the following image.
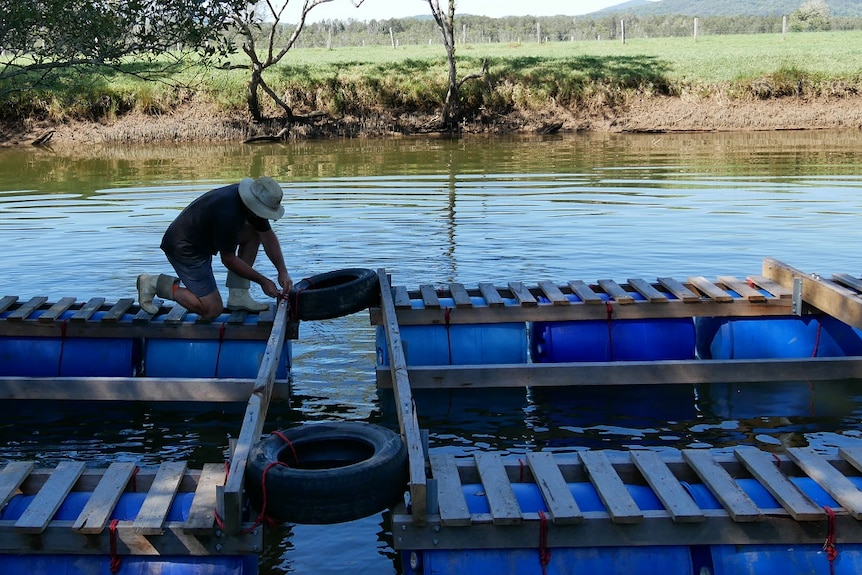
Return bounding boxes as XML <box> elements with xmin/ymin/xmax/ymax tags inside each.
<box><xmin>260</xmin><ymin>229</ymin><xmax>293</xmax><ymax>292</ymax></box>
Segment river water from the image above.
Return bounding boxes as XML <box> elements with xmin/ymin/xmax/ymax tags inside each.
<box><xmin>2</xmin><ymin>131</ymin><xmax>862</xmax><ymax>573</ymax></box>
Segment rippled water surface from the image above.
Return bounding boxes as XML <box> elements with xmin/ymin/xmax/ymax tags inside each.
<box><xmin>2</xmin><ymin>131</ymin><xmax>862</xmax><ymax>573</ymax></box>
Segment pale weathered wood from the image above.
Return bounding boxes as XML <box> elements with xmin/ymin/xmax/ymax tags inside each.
<box><xmin>184</xmin><ymin>463</ymin><xmax>226</xmax><ymax>532</ymax></box>
<box><xmin>747</xmin><ymin>275</ymin><xmax>792</xmax><ymax>299</ymax></box>
<box><xmin>688</xmin><ymin>277</ymin><xmax>733</xmax><ymax>303</ymax></box>
<box><xmin>508</xmin><ymin>282</ymin><xmax>537</xmax><ymax>306</ymax></box>
<box><xmin>449</xmin><ymin>283</ymin><xmax>473</xmax><ymax>308</ymax></box>
<box><xmin>838</xmin><ymin>446</ymin><xmax>862</xmax><ymax>474</ymax></box>
<box><xmin>630</xmin><ymin>450</ymin><xmax>703</xmax><ymax>523</ymax></box>
<box><xmin>831</xmin><ymin>273</ymin><xmax>862</xmax><ymax>293</ymax></box>
<box><xmin>475</xmin><ymin>452</ymin><xmax>521</xmax><ymax>525</ymax></box>
<box><xmin>526</xmin><ymin>452</ymin><xmax>583</xmax><ymax>524</ymax></box>
<box><xmin>393</xmin><ymin>285</ymin><xmax>412</xmax><ymax>309</ymax></box>
<box><xmin>6</xmin><ymin>296</ymin><xmax>48</xmax><ymax>321</ymax></box>
<box><xmin>134</xmin><ymin>461</ymin><xmax>187</xmax><ymax>534</ymax></box>
<box><xmin>477</xmin><ymin>283</ymin><xmax>504</xmax><ymax>307</ymax></box>
<box><xmin>733</xmin><ymin>447</ymin><xmax>823</xmax><ymax>521</ymax></box>
<box><xmin>580</xmin><ymin>451</ymin><xmax>643</xmax><ymax>524</ymax></box>
<box><xmin>567</xmin><ymin>280</ymin><xmax>604</xmax><ymax>304</ymax></box>
<box><xmin>537</xmin><ymin>281</ymin><xmax>569</xmax><ymax>305</ymax></box>
<box><xmin>657</xmin><ymin>277</ymin><xmax>700</xmax><ymax>302</ymax></box>
<box><xmin>102</xmin><ymin>298</ymin><xmax>135</xmax><ymax>321</ymax></box>
<box><xmin>0</xmin><ymin>296</ymin><xmax>17</xmax><ymax>314</ymax></box>
<box><xmin>15</xmin><ymin>461</ymin><xmax>85</xmax><ymax>534</ymax></box>
<box><xmin>164</xmin><ymin>304</ymin><xmax>188</xmax><ymax>325</ymax></box>
<box><xmin>788</xmin><ymin>447</ymin><xmax>862</xmax><ymax>519</ymax></box>
<box><xmin>39</xmin><ymin>297</ymin><xmax>76</xmax><ymax>323</ymax></box>
<box><xmin>627</xmin><ymin>279</ymin><xmax>668</xmax><ymax>303</ymax></box>
<box><xmin>70</xmin><ymin>297</ymin><xmax>105</xmax><ymax>321</ymax></box>
<box><xmin>0</xmin><ymin>461</ymin><xmax>34</xmax><ymax>509</ymax></box>
<box><xmin>73</xmin><ymin>461</ymin><xmax>137</xmax><ymax>534</ymax></box>
<box><xmin>597</xmin><ymin>280</ymin><xmax>634</xmax><ymax>304</ymax></box>
<box><xmin>419</xmin><ymin>284</ymin><xmax>441</xmax><ymax>309</ymax></box>
<box><xmin>717</xmin><ymin>276</ymin><xmax>767</xmax><ymax>303</ymax></box>
<box><xmin>682</xmin><ymin>450</ymin><xmax>762</xmax><ymax>522</ymax></box>
<box><xmin>430</xmin><ymin>454</ymin><xmax>471</xmax><ymax>526</ymax></box>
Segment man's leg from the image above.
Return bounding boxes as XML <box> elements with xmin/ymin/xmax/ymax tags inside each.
<box><xmin>226</xmin><ymin>223</ymin><xmax>268</xmax><ymax>312</ymax></box>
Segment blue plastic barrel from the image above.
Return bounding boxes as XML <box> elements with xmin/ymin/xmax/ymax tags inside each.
<box><xmin>695</xmin><ymin>316</ymin><xmax>862</xmax><ymax>359</ymax></box>
<box><xmin>376</xmin><ymin>297</ymin><xmax>527</xmax><ymax>366</ymax></box>
<box><xmin>530</xmin><ymin>293</ymin><xmax>696</xmax><ymax>363</ymax></box>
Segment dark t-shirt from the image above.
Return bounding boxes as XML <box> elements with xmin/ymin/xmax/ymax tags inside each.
<box><xmin>160</xmin><ymin>183</ymin><xmax>271</xmax><ymax>262</ymax></box>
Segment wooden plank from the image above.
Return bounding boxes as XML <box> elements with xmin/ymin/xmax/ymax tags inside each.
<box><xmin>15</xmin><ymin>461</ymin><xmax>86</xmax><ymax>534</ymax></box>
<box><xmin>474</xmin><ymin>452</ymin><xmax>521</xmax><ymax>525</ymax></box>
<box><xmin>832</xmin><ymin>273</ymin><xmax>862</xmax><ymax>293</ymax></box>
<box><xmin>419</xmin><ymin>284</ymin><xmax>441</xmax><ymax>309</ymax></box>
<box><xmin>839</xmin><ymin>445</ymin><xmax>862</xmax><ymax>474</ymax></box>
<box><xmin>477</xmin><ymin>283</ymin><xmax>504</xmax><ymax>307</ymax></box>
<box><xmin>6</xmin><ymin>296</ymin><xmax>48</xmax><ymax>321</ymax></box>
<box><xmin>688</xmin><ymin>277</ymin><xmax>734</xmax><ymax>303</ymax></box>
<box><xmin>627</xmin><ymin>279</ymin><xmax>668</xmax><ymax>303</ymax></box>
<box><xmin>788</xmin><ymin>447</ymin><xmax>862</xmax><ymax>519</ymax></box>
<box><xmin>567</xmin><ymin>280</ymin><xmax>603</xmax><ymax>304</ymax></box>
<box><xmin>39</xmin><ymin>297</ymin><xmax>76</xmax><ymax>323</ymax></box>
<box><xmin>73</xmin><ymin>461</ymin><xmax>137</xmax><ymax>534</ymax></box>
<box><xmin>184</xmin><ymin>463</ymin><xmax>226</xmax><ymax>532</ymax></box>
<box><xmin>682</xmin><ymin>450</ymin><xmax>762</xmax><ymax>522</ymax></box>
<box><xmin>0</xmin><ymin>461</ymin><xmax>34</xmax><ymax>509</ymax></box>
<box><xmin>102</xmin><ymin>298</ymin><xmax>134</xmax><ymax>322</ymax></box>
<box><xmin>746</xmin><ymin>275</ymin><xmax>792</xmax><ymax>299</ymax></box>
<box><xmin>70</xmin><ymin>297</ymin><xmax>105</xmax><ymax>321</ymax></box>
<box><xmin>630</xmin><ymin>450</ymin><xmax>703</xmax><ymax>523</ymax></box>
<box><xmin>429</xmin><ymin>454</ymin><xmax>471</xmax><ymax>526</ymax></box>
<box><xmin>537</xmin><ymin>281</ymin><xmax>569</xmax><ymax>306</ymax></box>
<box><xmin>526</xmin><ymin>452</ymin><xmax>583</xmax><ymax>524</ymax></box>
<box><xmin>133</xmin><ymin>461</ymin><xmax>187</xmax><ymax>534</ymax></box>
<box><xmin>733</xmin><ymin>447</ymin><xmax>824</xmax><ymax>521</ymax></box>
<box><xmin>597</xmin><ymin>280</ymin><xmax>635</xmax><ymax>304</ymax></box>
<box><xmin>508</xmin><ymin>282</ymin><xmax>537</xmax><ymax>307</ymax></box>
<box><xmin>0</xmin><ymin>296</ymin><xmax>17</xmax><ymax>314</ymax></box>
<box><xmin>579</xmin><ymin>451</ymin><xmax>643</xmax><ymax>524</ymax></box>
<box><xmin>228</xmin><ymin>309</ymin><xmax>247</xmax><ymax>324</ymax></box>
<box><xmin>164</xmin><ymin>304</ymin><xmax>188</xmax><ymax>325</ymax></box>
<box><xmin>657</xmin><ymin>277</ymin><xmax>700</xmax><ymax>302</ymax></box>
<box><xmin>449</xmin><ymin>283</ymin><xmax>473</xmax><ymax>308</ymax></box>
<box><xmin>393</xmin><ymin>286</ymin><xmax>412</xmax><ymax>309</ymax></box>
<box><xmin>717</xmin><ymin>276</ymin><xmax>767</xmax><ymax>303</ymax></box>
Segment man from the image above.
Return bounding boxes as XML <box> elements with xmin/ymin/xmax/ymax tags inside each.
<box><xmin>136</xmin><ymin>176</ymin><xmax>292</xmax><ymax>319</ymax></box>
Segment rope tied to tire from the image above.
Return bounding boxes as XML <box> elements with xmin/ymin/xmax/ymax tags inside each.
<box><xmin>244</xmin><ymin>431</ymin><xmax>300</xmax><ymax>531</ymax></box>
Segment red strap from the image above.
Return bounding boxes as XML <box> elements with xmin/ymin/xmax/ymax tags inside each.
<box><xmin>824</xmin><ymin>505</ymin><xmax>838</xmax><ymax>574</ymax></box>
<box><xmin>605</xmin><ymin>301</ymin><xmax>615</xmax><ymax>361</ymax></box>
<box><xmin>538</xmin><ymin>510</ymin><xmax>551</xmax><ymax>574</ymax></box>
<box><xmin>109</xmin><ymin>518</ymin><xmax>122</xmax><ymax>574</ymax></box>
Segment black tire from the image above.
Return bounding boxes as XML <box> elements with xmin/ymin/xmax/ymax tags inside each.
<box><xmin>245</xmin><ymin>422</ymin><xmax>408</xmax><ymax>525</ymax></box>
<box><xmin>289</xmin><ymin>268</ymin><xmax>379</xmax><ymax>321</ymax></box>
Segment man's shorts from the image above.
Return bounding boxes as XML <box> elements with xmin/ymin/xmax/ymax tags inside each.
<box><xmin>165</xmin><ymin>253</ymin><xmax>218</xmax><ymax>298</ymax></box>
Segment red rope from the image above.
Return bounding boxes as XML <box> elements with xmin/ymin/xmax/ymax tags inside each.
<box><xmin>538</xmin><ymin>510</ymin><xmax>551</xmax><ymax>575</ymax></box>
<box><xmin>443</xmin><ymin>307</ymin><xmax>453</xmax><ymax>364</ymax></box>
<box><xmin>56</xmin><ymin>320</ymin><xmax>68</xmax><ymax>376</ymax></box>
<box><xmin>812</xmin><ymin>320</ymin><xmax>822</xmax><ymax>357</ymax></box>
<box><xmin>605</xmin><ymin>301</ymin><xmax>615</xmax><ymax>361</ymax></box>
<box><xmin>824</xmin><ymin>506</ymin><xmax>838</xmax><ymax>574</ymax></box>
<box><xmin>289</xmin><ymin>278</ymin><xmax>315</xmax><ymax>320</ymax></box>
<box><xmin>109</xmin><ymin>518</ymin><xmax>122</xmax><ymax>574</ymax></box>
<box><xmin>518</xmin><ymin>458</ymin><xmax>525</xmax><ymax>483</ymax></box>
<box><xmin>213</xmin><ymin>322</ymin><xmax>226</xmax><ymax>378</ymax></box>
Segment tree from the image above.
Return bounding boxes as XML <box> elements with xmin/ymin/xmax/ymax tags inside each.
<box><xmin>0</xmin><ymin>0</ymin><xmax>246</xmax><ymax>96</ymax></box>
<box><xmin>789</xmin><ymin>0</ymin><xmax>831</xmax><ymax>31</ymax></box>
<box><xmin>232</xmin><ymin>0</ymin><xmax>364</xmax><ymax>123</ymax></box>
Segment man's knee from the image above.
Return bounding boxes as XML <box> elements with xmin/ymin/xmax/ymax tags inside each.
<box><xmin>199</xmin><ymin>292</ymin><xmax>224</xmax><ymax>319</ymax></box>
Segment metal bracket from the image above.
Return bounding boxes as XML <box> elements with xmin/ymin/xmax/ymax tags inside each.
<box><xmin>792</xmin><ymin>277</ymin><xmax>803</xmax><ymax>316</ymax></box>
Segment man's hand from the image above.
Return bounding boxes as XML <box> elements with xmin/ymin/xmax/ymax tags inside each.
<box><xmin>278</xmin><ymin>271</ymin><xmax>293</xmax><ymax>294</ymax></box>
<box><xmin>260</xmin><ymin>278</ymin><xmax>281</xmax><ymax>298</ymax></box>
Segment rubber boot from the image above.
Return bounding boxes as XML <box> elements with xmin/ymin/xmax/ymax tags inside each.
<box><xmin>136</xmin><ymin>273</ymin><xmax>178</xmax><ymax>314</ymax></box>
<box><xmin>226</xmin><ymin>270</ymin><xmax>269</xmax><ymax>312</ymax></box>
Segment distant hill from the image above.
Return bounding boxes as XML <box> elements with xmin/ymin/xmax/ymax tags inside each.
<box><xmin>593</xmin><ymin>0</ymin><xmax>862</xmax><ymax>17</ymax></box>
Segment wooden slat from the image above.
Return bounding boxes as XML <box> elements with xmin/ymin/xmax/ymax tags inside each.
<box><xmin>478</xmin><ymin>283</ymin><xmax>504</xmax><ymax>307</ymax></box>
<box><xmin>688</xmin><ymin>277</ymin><xmax>734</xmax><ymax>303</ymax></box>
<box><xmin>508</xmin><ymin>282</ymin><xmax>537</xmax><ymax>307</ymax></box>
<box><xmin>102</xmin><ymin>298</ymin><xmax>134</xmax><ymax>322</ymax></box>
<box><xmin>657</xmin><ymin>277</ymin><xmax>700</xmax><ymax>302</ymax></box>
<box><xmin>747</xmin><ymin>275</ymin><xmax>792</xmax><ymax>299</ymax></box>
<box><xmin>682</xmin><ymin>450</ymin><xmax>762</xmax><ymax>522</ymax></box>
<box><xmin>567</xmin><ymin>280</ymin><xmax>603</xmax><ymax>304</ymax></box>
<box><xmin>133</xmin><ymin>461</ymin><xmax>187</xmax><ymax>534</ymax></box>
<box><xmin>430</xmin><ymin>454</ymin><xmax>471</xmax><ymax>526</ymax></box>
<box><xmin>526</xmin><ymin>452</ymin><xmax>583</xmax><ymax>524</ymax></box>
<box><xmin>184</xmin><ymin>463</ymin><xmax>227</xmax><ymax>532</ymax></box>
<box><xmin>832</xmin><ymin>273</ymin><xmax>862</xmax><ymax>293</ymax></box>
<box><xmin>393</xmin><ymin>285</ymin><xmax>412</xmax><ymax>309</ymax></box>
<box><xmin>39</xmin><ymin>297</ymin><xmax>76</xmax><ymax>323</ymax></box>
<box><xmin>449</xmin><ymin>283</ymin><xmax>473</xmax><ymax>308</ymax></box>
<box><xmin>228</xmin><ymin>309</ymin><xmax>247</xmax><ymax>324</ymax></box>
<box><xmin>579</xmin><ymin>450</ymin><xmax>643</xmax><ymax>524</ymax></box>
<box><xmin>15</xmin><ymin>461</ymin><xmax>86</xmax><ymax>534</ymax></box>
<box><xmin>6</xmin><ymin>296</ymin><xmax>48</xmax><ymax>321</ymax></box>
<box><xmin>788</xmin><ymin>447</ymin><xmax>862</xmax><ymax>519</ymax></box>
<box><xmin>537</xmin><ymin>281</ymin><xmax>569</xmax><ymax>305</ymax></box>
<box><xmin>0</xmin><ymin>461</ymin><xmax>34</xmax><ymax>509</ymax></box>
<box><xmin>474</xmin><ymin>452</ymin><xmax>521</xmax><ymax>525</ymax></box>
<box><xmin>733</xmin><ymin>447</ymin><xmax>824</xmax><ymax>521</ymax></box>
<box><xmin>70</xmin><ymin>297</ymin><xmax>105</xmax><ymax>321</ymax></box>
<box><xmin>597</xmin><ymin>280</ymin><xmax>634</xmax><ymax>304</ymax></box>
<box><xmin>0</xmin><ymin>296</ymin><xmax>18</xmax><ymax>314</ymax></box>
<box><xmin>717</xmin><ymin>276</ymin><xmax>767</xmax><ymax>303</ymax></box>
<box><xmin>73</xmin><ymin>461</ymin><xmax>137</xmax><ymax>534</ymax></box>
<box><xmin>165</xmin><ymin>304</ymin><xmax>189</xmax><ymax>325</ymax></box>
<box><xmin>630</xmin><ymin>450</ymin><xmax>703</xmax><ymax>523</ymax></box>
<box><xmin>839</xmin><ymin>445</ymin><xmax>862</xmax><ymax>474</ymax></box>
<box><xmin>627</xmin><ymin>279</ymin><xmax>668</xmax><ymax>303</ymax></box>
<box><xmin>419</xmin><ymin>284</ymin><xmax>441</xmax><ymax>309</ymax></box>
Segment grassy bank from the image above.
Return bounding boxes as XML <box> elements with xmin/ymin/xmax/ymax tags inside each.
<box><xmin>4</xmin><ymin>30</ymin><xmax>862</xmax><ymax>141</ymax></box>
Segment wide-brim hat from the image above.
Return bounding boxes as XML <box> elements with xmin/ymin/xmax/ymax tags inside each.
<box><xmin>239</xmin><ymin>176</ymin><xmax>285</xmax><ymax>220</ymax></box>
